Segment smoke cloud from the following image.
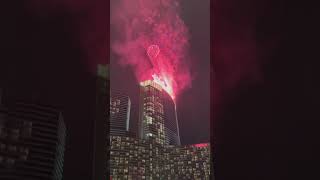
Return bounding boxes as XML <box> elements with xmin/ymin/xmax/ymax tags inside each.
<box><xmin>111</xmin><ymin>0</ymin><xmax>192</xmax><ymax>99</ymax></box>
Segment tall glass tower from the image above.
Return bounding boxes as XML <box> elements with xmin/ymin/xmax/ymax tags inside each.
<box><xmin>138</xmin><ymin>80</ymin><xmax>180</xmax><ymax>146</ymax></box>
<box><xmin>110</xmin><ymin>91</ymin><xmax>131</xmax><ymax>136</ymax></box>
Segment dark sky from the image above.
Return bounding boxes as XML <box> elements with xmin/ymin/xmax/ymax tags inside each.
<box><xmin>213</xmin><ymin>0</ymin><xmax>320</xmax><ymax>179</ymax></box>
<box><xmin>110</xmin><ymin>0</ymin><xmax>210</xmax><ymax>145</ymax></box>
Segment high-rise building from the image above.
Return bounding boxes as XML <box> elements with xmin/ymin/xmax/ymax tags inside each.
<box><xmin>110</xmin><ymin>135</ymin><xmax>211</xmax><ymax>179</ymax></box>
<box><xmin>110</xmin><ymin>91</ymin><xmax>131</xmax><ymax>136</ymax></box>
<box><xmin>94</xmin><ymin>64</ymin><xmax>109</xmax><ymax>179</ymax></box>
<box><xmin>163</xmin><ymin>143</ymin><xmax>211</xmax><ymax>179</ymax></box>
<box><xmin>110</xmin><ymin>136</ymin><xmax>164</xmax><ymax>180</ymax></box>
<box><xmin>109</xmin><ymin>78</ymin><xmax>212</xmax><ymax>179</ymax></box>
<box><xmin>0</xmin><ymin>96</ymin><xmax>66</xmax><ymax>180</ymax></box>
<box><xmin>139</xmin><ymin>80</ymin><xmax>180</xmax><ymax>146</ymax></box>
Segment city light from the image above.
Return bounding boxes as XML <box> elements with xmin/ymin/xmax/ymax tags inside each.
<box><xmin>194</xmin><ymin>143</ymin><xmax>210</xmax><ymax>148</ymax></box>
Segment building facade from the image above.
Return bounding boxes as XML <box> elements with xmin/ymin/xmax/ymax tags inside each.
<box><xmin>110</xmin><ymin>135</ymin><xmax>210</xmax><ymax>179</ymax></box>
<box><xmin>163</xmin><ymin>143</ymin><xmax>211</xmax><ymax>179</ymax></box>
<box><xmin>139</xmin><ymin>80</ymin><xmax>180</xmax><ymax>146</ymax></box>
<box><xmin>110</xmin><ymin>79</ymin><xmax>211</xmax><ymax>179</ymax></box>
<box><xmin>110</xmin><ymin>91</ymin><xmax>131</xmax><ymax>136</ymax></box>
<box><xmin>110</xmin><ymin>136</ymin><xmax>163</xmax><ymax>180</ymax></box>
<box><xmin>0</xmin><ymin>99</ymin><xmax>66</xmax><ymax>180</ymax></box>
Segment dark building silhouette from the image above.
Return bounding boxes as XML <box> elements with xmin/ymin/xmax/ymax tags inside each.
<box><xmin>110</xmin><ymin>91</ymin><xmax>131</xmax><ymax>136</ymax></box>
<box><xmin>0</xmin><ymin>91</ymin><xmax>66</xmax><ymax>180</ymax></box>
<box><xmin>94</xmin><ymin>64</ymin><xmax>109</xmax><ymax>179</ymax></box>
<box><xmin>139</xmin><ymin>80</ymin><xmax>181</xmax><ymax>146</ymax></box>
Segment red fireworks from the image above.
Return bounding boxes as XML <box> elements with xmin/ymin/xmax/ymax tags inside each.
<box><xmin>111</xmin><ymin>0</ymin><xmax>192</xmax><ymax>100</ymax></box>
<box><xmin>146</xmin><ymin>44</ymin><xmax>174</xmax><ymax>100</ymax></box>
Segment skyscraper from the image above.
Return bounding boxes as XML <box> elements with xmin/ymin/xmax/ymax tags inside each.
<box><xmin>94</xmin><ymin>64</ymin><xmax>109</xmax><ymax>179</ymax></box>
<box><xmin>139</xmin><ymin>80</ymin><xmax>181</xmax><ymax>146</ymax></box>
<box><xmin>0</xmin><ymin>95</ymin><xmax>66</xmax><ymax>180</ymax></box>
<box><xmin>110</xmin><ymin>91</ymin><xmax>131</xmax><ymax>136</ymax></box>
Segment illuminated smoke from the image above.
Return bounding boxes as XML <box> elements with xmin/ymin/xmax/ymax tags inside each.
<box><xmin>147</xmin><ymin>45</ymin><xmax>160</xmax><ymax>60</ymax></box>
<box><xmin>147</xmin><ymin>44</ymin><xmax>174</xmax><ymax>100</ymax></box>
<box><xmin>111</xmin><ymin>0</ymin><xmax>192</xmax><ymax>100</ymax></box>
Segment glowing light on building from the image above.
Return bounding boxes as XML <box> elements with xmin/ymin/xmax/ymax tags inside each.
<box><xmin>194</xmin><ymin>143</ymin><xmax>209</xmax><ymax>148</ymax></box>
<box><xmin>139</xmin><ymin>76</ymin><xmax>180</xmax><ymax>145</ymax></box>
<box><xmin>146</xmin><ymin>45</ymin><xmax>175</xmax><ymax>100</ymax></box>
<box><xmin>152</xmin><ymin>74</ymin><xmax>175</xmax><ymax>100</ymax></box>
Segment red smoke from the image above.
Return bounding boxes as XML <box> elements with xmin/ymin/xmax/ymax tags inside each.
<box><xmin>111</xmin><ymin>0</ymin><xmax>192</xmax><ymax>100</ymax></box>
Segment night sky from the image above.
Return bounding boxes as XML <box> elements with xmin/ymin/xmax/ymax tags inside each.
<box><xmin>110</xmin><ymin>0</ymin><xmax>210</xmax><ymax>145</ymax></box>
<box><xmin>213</xmin><ymin>0</ymin><xmax>320</xmax><ymax>179</ymax></box>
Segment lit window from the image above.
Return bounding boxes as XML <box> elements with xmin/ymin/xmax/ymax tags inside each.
<box><xmin>146</xmin><ymin>116</ymin><xmax>152</xmax><ymax>124</ymax></box>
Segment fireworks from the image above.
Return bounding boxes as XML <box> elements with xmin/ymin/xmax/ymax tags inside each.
<box><xmin>152</xmin><ymin>73</ymin><xmax>175</xmax><ymax>100</ymax></box>
<box><xmin>111</xmin><ymin>0</ymin><xmax>192</xmax><ymax>100</ymax></box>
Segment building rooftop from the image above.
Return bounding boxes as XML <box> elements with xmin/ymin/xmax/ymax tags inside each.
<box><xmin>97</xmin><ymin>64</ymin><xmax>109</xmax><ymax>79</ymax></box>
